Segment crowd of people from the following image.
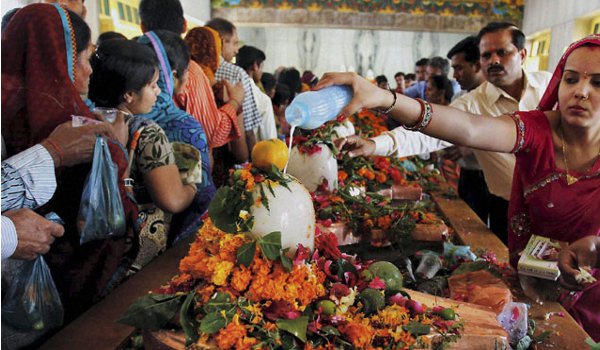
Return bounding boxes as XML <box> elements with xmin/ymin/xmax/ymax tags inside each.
<box><xmin>0</xmin><ymin>0</ymin><xmax>598</xmax><ymax>346</ymax></box>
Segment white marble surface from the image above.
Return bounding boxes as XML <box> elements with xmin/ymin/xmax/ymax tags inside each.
<box><xmin>238</xmin><ymin>26</ymin><xmax>467</xmax><ymax>81</ymax></box>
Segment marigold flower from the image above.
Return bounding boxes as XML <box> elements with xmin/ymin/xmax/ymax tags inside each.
<box><xmin>339</xmin><ymin>319</ymin><xmax>374</xmax><ymax>349</ymax></box>
<box><xmin>338</xmin><ymin>170</ymin><xmax>348</xmax><ymax>182</ymax></box>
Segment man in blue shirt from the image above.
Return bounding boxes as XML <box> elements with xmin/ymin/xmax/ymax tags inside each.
<box><xmin>403</xmin><ymin>56</ymin><xmax>462</xmax><ymax>100</ymax></box>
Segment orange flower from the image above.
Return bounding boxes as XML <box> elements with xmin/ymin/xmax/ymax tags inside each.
<box><xmin>231</xmin><ymin>265</ymin><xmax>252</xmax><ymax>292</ymax></box>
<box><xmin>214</xmin><ymin>314</ymin><xmax>254</xmax><ymax>349</ymax></box>
<box><xmin>339</xmin><ymin>319</ymin><xmax>374</xmax><ymax>349</ymax></box>
<box><xmin>376</xmin><ymin>172</ymin><xmax>387</xmax><ymax>184</ymax></box>
<box><xmin>376</xmin><ymin>216</ymin><xmax>392</xmax><ymax>230</ymax></box>
<box><xmin>338</xmin><ymin>170</ymin><xmax>348</xmax><ymax>181</ymax></box>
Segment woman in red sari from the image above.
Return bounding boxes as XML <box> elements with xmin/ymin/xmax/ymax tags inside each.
<box><xmin>318</xmin><ymin>34</ymin><xmax>600</xmax><ymax>339</ymax></box>
<box><xmin>2</xmin><ymin>4</ymin><xmax>138</xmax><ymax>320</ymax></box>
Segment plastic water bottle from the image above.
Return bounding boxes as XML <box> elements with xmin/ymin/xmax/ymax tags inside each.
<box><xmin>285</xmin><ymin>85</ymin><xmax>353</xmax><ymax>130</ymax></box>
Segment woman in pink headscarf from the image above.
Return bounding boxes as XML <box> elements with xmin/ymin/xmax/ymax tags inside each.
<box><xmin>316</xmin><ymin>34</ymin><xmax>600</xmax><ymax>339</ymax></box>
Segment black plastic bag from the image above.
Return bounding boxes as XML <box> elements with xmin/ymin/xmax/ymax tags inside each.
<box><xmin>1</xmin><ymin>256</ymin><xmax>64</xmax><ymax>331</ymax></box>
<box><xmin>77</xmin><ymin>136</ymin><xmax>126</xmax><ymax>244</ymax></box>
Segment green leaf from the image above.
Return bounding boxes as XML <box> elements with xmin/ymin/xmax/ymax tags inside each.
<box><xmin>277</xmin><ymin>316</ymin><xmax>309</xmax><ymax>343</ymax></box>
<box><xmin>208</xmin><ymin>187</ymin><xmax>238</xmax><ymax>233</ymax></box>
<box><xmin>586</xmin><ymin>337</ymin><xmax>600</xmax><ymax>350</ymax></box>
<box><xmin>280</xmin><ymin>250</ymin><xmax>293</xmax><ymax>272</ymax></box>
<box><xmin>259</xmin><ymin>184</ymin><xmax>270</xmax><ymax>211</ymax></box>
<box><xmin>237</xmin><ymin>241</ymin><xmax>256</xmax><ymax>268</ymax></box>
<box><xmin>259</xmin><ymin>231</ymin><xmax>282</xmax><ymax>260</ymax></box>
<box><xmin>200</xmin><ymin>311</ymin><xmax>228</xmax><ymax>334</ymax></box>
<box><xmin>320</xmin><ymin>325</ymin><xmax>340</xmax><ymax>336</ymax></box>
<box><xmin>514</xmin><ymin>335</ymin><xmax>532</xmax><ymax>350</ymax></box>
<box><xmin>203</xmin><ymin>292</ymin><xmax>232</xmax><ymax>313</ymax></box>
<box><xmin>117</xmin><ymin>294</ymin><xmax>184</xmax><ymax>330</ymax></box>
<box><xmin>180</xmin><ymin>291</ymin><xmax>199</xmax><ymax>346</ymax></box>
<box><xmin>402</xmin><ymin>321</ymin><xmax>431</xmax><ymax>336</ymax></box>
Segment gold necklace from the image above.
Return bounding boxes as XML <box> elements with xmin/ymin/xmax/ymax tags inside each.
<box><xmin>559</xmin><ymin>124</ymin><xmax>600</xmax><ymax>186</ymax></box>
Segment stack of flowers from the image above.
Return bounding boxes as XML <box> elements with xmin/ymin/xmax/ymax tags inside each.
<box><xmin>120</xmin><ymin>219</ymin><xmax>463</xmax><ymax>350</ymax></box>
<box><xmin>349</xmin><ymin>109</ymin><xmax>389</xmax><ymax>138</ymax></box>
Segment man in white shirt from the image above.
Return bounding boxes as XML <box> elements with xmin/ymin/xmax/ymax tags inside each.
<box><xmin>336</xmin><ymin>23</ymin><xmax>551</xmax><ymax>243</ymax></box>
<box><xmin>236</xmin><ymin>45</ymin><xmax>278</xmax><ymax>141</ymax></box>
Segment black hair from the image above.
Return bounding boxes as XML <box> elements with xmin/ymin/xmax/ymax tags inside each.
<box><xmin>428</xmin><ymin>56</ymin><xmax>450</xmax><ymax>76</ymax></box>
<box><xmin>261</xmin><ymin>72</ymin><xmax>276</xmax><ymax>92</ymax></box>
<box><xmin>476</xmin><ymin>22</ymin><xmax>525</xmax><ymax>50</ymax></box>
<box><xmin>149</xmin><ymin>30</ymin><xmax>190</xmax><ymax>80</ymax></box>
<box><xmin>205</xmin><ymin>17</ymin><xmax>236</xmax><ymax>37</ymax></box>
<box><xmin>69</xmin><ymin>9</ymin><xmax>91</xmax><ymax>55</ymax></box>
<box><xmin>139</xmin><ymin>0</ymin><xmax>185</xmax><ymax>34</ymax></box>
<box><xmin>415</xmin><ymin>58</ymin><xmax>429</xmax><ymax>67</ymax></box>
<box><xmin>272</xmin><ymin>83</ymin><xmax>291</xmax><ymax>107</ymax></box>
<box><xmin>394</xmin><ymin>72</ymin><xmax>405</xmax><ymax>78</ymax></box>
<box><xmin>236</xmin><ymin>45</ymin><xmax>266</xmax><ymax>72</ymax></box>
<box><xmin>97</xmin><ymin>31</ymin><xmax>127</xmax><ymax>46</ymax></box>
<box><xmin>1</xmin><ymin>8</ymin><xmax>19</xmax><ymax>32</ymax></box>
<box><xmin>278</xmin><ymin>68</ymin><xmax>301</xmax><ymax>95</ymax></box>
<box><xmin>375</xmin><ymin>75</ymin><xmax>388</xmax><ymax>85</ymax></box>
<box><xmin>447</xmin><ymin>35</ymin><xmax>480</xmax><ymax>63</ymax></box>
<box><xmin>429</xmin><ymin>75</ymin><xmax>454</xmax><ymax>103</ymax></box>
<box><xmin>405</xmin><ymin>73</ymin><xmax>416</xmax><ymax>81</ymax></box>
<box><xmin>89</xmin><ymin>39</ymin><xmax>158</xmax><ymax>107</ymax></box>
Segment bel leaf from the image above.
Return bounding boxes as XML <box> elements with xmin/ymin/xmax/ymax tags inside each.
<box><xmin>259</xmin><ymin>231</ymin><xmax>282</xmax><ymax>260</ymax></box>
<box><xmin>277</xmin><ymin>316</ymin><xmax>309</xmax><ymax>343</ymax></box>
<box><xmin>208</xmin><ymin>187</ymin><xmax>238</xmax><ymax>233</ymax></box>
<box><xmin>200</xmin><ymin>311</ymin><xmax>228</xmax><ymax>334</ymax></box>
<box><xmin>180</xmin><ymin>291</ymin><xmax>199</xmax><ymax>346</ymax></box>
<box><xmin>280</xmin><ymin>250</ymin><xmax>293</xmax><ymax>272</ymax></box>
<box><xmin>237</xmin><ymin>241</ymin><xmax>257</xmax><ymax>268</ymax></box>
<box><xmin>402</xmin><ymin>321</ymin><xmax>431</xmax><ymax>336</ymax></box>
<box><xmin>203</xmin><ymin>292</ymin><xmax>232</xmax><ymax>313</ymax></box>
<box><xmin>117</xmin><ymin>294</ymin><xmax>183</xmax><ymax>330</ymax></box>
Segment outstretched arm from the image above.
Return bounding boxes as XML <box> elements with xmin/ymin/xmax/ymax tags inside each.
<box><xmin>316</xmin><ymin>72</ymin><xmax>518</xmax><ymax>153</ymax></box>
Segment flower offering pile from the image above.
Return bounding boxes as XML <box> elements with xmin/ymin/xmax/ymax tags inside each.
<box><xmin>119</xmin><ymin>165</ymin><xmax>464</xmax><ymax>350</ymax></box>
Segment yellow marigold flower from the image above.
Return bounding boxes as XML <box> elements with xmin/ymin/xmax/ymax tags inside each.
<box><xmin>372</xmin><ymin>305</ymin><xmax>410</xmax><ymax>328</ymax></box>
<box><xmin>211</xmin><ymin>260</ymin><xmax>234</xmax><ymax>286</ymax></box>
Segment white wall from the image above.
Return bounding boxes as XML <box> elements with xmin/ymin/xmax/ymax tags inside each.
<box><xmin>237</xmin><ymin>26</ymin><xmax>468</xmax><ymax>82</ymax></box>
<box><xmin>522</xmin><ymin>0</ymin><xmax>600</xmax><ymax>70</ymax></box>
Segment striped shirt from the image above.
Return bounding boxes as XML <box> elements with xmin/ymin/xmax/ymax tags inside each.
<box><xmin>175</xmin><ymin>61</ymin><xmax>240</xmax><ymax>148</ymax></box>
<box><xmin>2</xmin><ymin>144</ymin><xmax>57</xmax><ymax>259</ymax></box>
<box><xmin>215</xmin><ymin>59</ymin><xmax>262</xmax><ymax>132</ymax></box>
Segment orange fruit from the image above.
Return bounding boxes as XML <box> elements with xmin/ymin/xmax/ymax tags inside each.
<box><xmin>251</xmin><ymin>138</ymin><xmax>289</xmax><ymax>171</ymax></box>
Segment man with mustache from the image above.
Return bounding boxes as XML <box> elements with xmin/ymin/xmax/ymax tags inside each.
<box><xmin>335</xmin><ymin>22</ymin><xmax>551</xmax><ymax>243</ymax></box>
<box><xmin>445</xmin><ymin>22</ymin><xmax>551</xmax><ymax>242</ymax></box>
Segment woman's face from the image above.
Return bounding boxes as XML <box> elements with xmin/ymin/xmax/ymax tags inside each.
<box><xmin>173</xmin><ymin>68</ymin><xmax>189</xmax><ymax>96</ymax></box>
<box><xmin>74</xmin><ymin>43</ymin><xmax>94</xmax><ymax>95</ymax></box>
<box><xmin>126</xmin><ymin>70</ymin><xmax>161</xmax><ymax>114</ymax></box>
<box><xmin>559</xmin><ymin>46</ymin><xmax>600</xmax><ymax>128</ymax></box>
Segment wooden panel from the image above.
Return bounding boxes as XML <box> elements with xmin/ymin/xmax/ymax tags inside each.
<box><xmin>40</xmin><ymin>235</ymin><xmax>195</xmax><ymax>350</ymax></box>
<box><xmin>432</xmin><ymin>194</ymin><xmax>509</xmax><ymax>264</ymax></box>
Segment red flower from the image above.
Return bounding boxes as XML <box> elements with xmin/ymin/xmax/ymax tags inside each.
<box><xmin>262</xmin><ymin>300</ymin><xmax>301</xmax><ymax>321</ymax></box>
<box><xmin>315</xmin><ymin>231</ymin><xmax>342</xmax><ymax>259</ymax></box>
<box><xmin>368</xmin><ymin>276</ymin><xmax>386</xmax><ymax>290</ymax></box>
